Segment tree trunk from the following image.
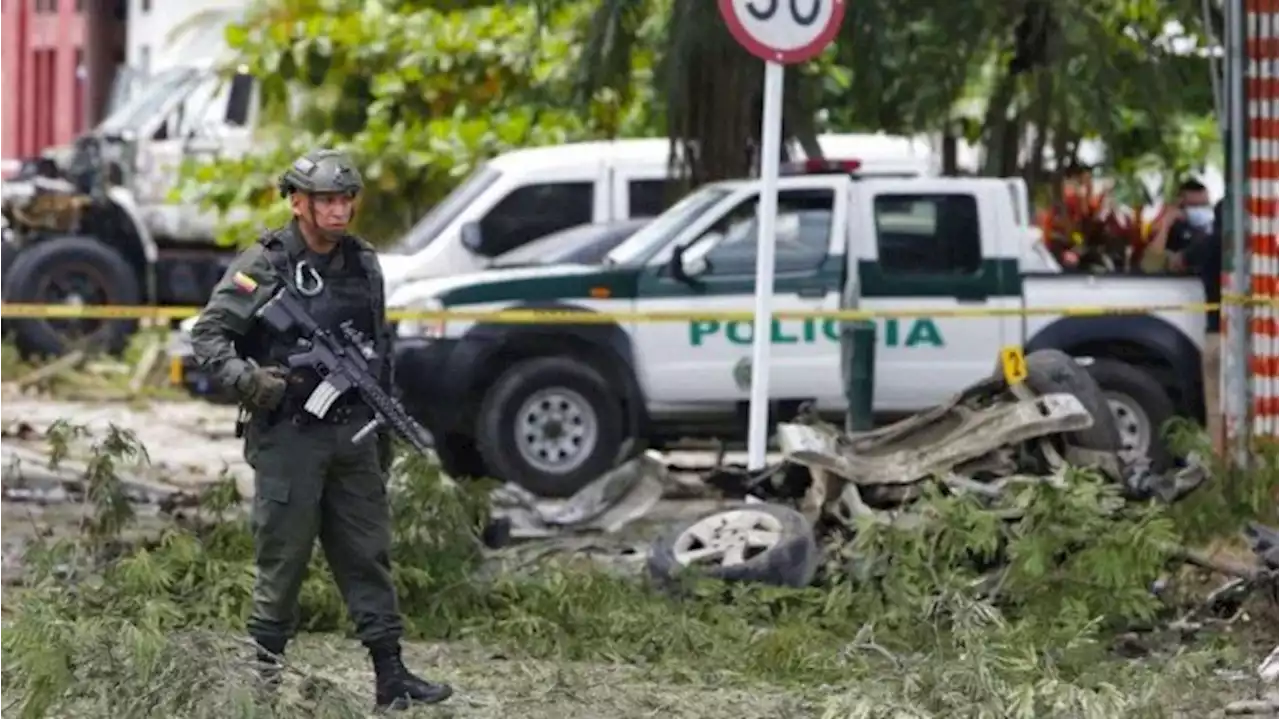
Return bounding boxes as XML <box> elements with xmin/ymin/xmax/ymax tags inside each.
<box><xmin>1024</xmin><ymin>69</ymin><xmax>1054</xmax><ymax>191</ymax></box>
<box><xmin>980</xmin><ymin>70</ymin><xmax>1020</xmax><ymax>177</ymax></box>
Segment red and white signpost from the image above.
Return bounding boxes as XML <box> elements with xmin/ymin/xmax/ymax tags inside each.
<box><xmin>717</xmin><ymin>0</ymin><xmax>847</xmax><ymax>469</ymax></box>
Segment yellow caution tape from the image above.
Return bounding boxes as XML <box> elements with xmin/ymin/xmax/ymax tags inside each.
<box><xmin>0</xmin><ymin>304</ymin><xmax>200</xmax><ymax>320</ymax></box>
<box><xmin>1</xmin><ymin>294</ymin><xmax>1276</xmax><ymax>324</ymax></box>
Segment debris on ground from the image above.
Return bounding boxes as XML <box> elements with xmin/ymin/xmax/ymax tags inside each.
<box><xmin>646</xmin><ymin>350</ymin><xmax>1221</xmax><ymax>589</ymax></box>
<box><xmin>0</xmin><ymin>397</ymin><xmax>251</xmax><ymax>496</ymax></box>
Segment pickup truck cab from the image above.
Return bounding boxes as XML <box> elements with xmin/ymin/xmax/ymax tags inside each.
<box><xmin>397</xmin><ymin>172</ymin><xmax>1206</xmax><ymax>497</ymax></box>
<box><xmin>378</xmin><ymin>133</ymin><xmax>931</xmax><ymax>292</ymax></box>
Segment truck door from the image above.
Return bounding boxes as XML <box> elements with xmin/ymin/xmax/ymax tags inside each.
<box><xmin>631</xmin><ymin>176</ymin><xmax>849</xmax><ymax>412</ymax></box>
<box><xmin>851</xmin><ymin>179</ymin><xmax>1020</xmax><ymax>412</ymax></box>
<box><xmin>472</xmin><ymin>169</ymin><xmax>606</xmax><ymax>257</ymax></box>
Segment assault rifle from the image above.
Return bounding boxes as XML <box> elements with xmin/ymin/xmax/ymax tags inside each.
<box><xmin>255</xmin><ymin>284</ymin><xmax>434</xmax><ymax>455</ymax></box>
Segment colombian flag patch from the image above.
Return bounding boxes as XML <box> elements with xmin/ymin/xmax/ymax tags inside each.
<box><xmin>231</xmin><ymin>272</ymin><xmax>259</xmax><ymax>293</ymax></box>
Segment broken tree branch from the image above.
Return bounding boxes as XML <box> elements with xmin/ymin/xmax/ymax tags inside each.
<box><xmin>16</xmin><ymin>350</ymin><xmax>87</xmax><ymax>389</ymax></box>
<box><xmin>128</xmin><ymin>339</ymin><xmax>163</xmax><ymax>395</ymax></box>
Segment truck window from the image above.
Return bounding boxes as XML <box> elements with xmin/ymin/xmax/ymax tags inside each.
<box><xmin>873</xmin><ymin>193</ymin><xmax>981</xmax><ymax>275</ymax></box>
<box><xmin>391</xmin><ymin>165</ymin><xmax>501</xmax><ymax>254</ymax></box>
<box><xmin>225</xmin><ymin>73</ymin><xmax>254</xmax><ymax>127</ymax></box>
<box><xmin>698</xmin><ymin>189</ymin><xmax>833</xmax><ymax>274</ymax></box>
<box><xmin>629</xmin><ymin>179</ymin><xmax>671</xmax><ymax>216</ymax></box>
<box><xmin>476</xmin><ymin>181</ymin><xmax>594</xmax><ymax>257</ymax></box>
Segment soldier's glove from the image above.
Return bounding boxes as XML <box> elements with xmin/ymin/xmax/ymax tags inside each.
<box><xmin>236</xmin><ymin>366</ymin><xmax>289</xmax><ymax>411</ymax></box>
<box><xmin>377</xmin><ymin>430</ymin><xmax>394</xmax><ymax>474</ymax></box>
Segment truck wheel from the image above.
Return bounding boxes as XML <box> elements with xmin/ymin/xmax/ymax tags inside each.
<box><xmin>1</xmin><ymin>235</ymin><xmax>141</xmax><ymax>358</ymax></box>
<box><xmin>1</xmin><ymin>237</ymin><xmax>15</xmax><ymax>282</ymax></box>
<box><xmin>647</xmin><ymin>503</ymin><xmax>819</xmax><ymax>589</ymax></box>
<box><xmin>475</xmin><ymin>356</ymin><xmax>625</xmax><ymax>498</ymax></box>
<box><xmin>433</xmin><ymin>432</ymin><xmax>489</xmax><ymax>480</ymax></box>
<box><xmin>1023</xmin><ymin>349</ymin><xmax>1123</xmax><ymax>456</ymax></box>
<box><xmin>1</xmin><ymin>237</ymin><xmax>15</xmax><ymax>338</ymax></box>
<box><xmin>1084</xmin><ymin>358</ymin><xmax>1176</xmax><ymax>471</ymax></box>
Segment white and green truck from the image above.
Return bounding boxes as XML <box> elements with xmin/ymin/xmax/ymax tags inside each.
<box><xmin>387</xmin><ymin>170</ymin><xmax>1208</xmax><ymax>496</ymax></box>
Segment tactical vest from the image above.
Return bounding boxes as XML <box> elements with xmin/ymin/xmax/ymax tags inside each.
<box><xmin>239</xmin><ymin>228</ymin><xmax>388</xmax><ymax>415</ymax></box>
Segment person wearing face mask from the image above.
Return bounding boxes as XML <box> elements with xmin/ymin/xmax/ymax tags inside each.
<box><xmin>1141</xmin><ymin>178</ymin><xmax>1216</xmax><ymax>274</ymax></box>
<box><xmin>1181</xmin><ymin>197</ymin><xmax>1225</xmax><ymax>451</ymax></box>
<box><xmin>1139</xmin><ymin>179</ymin><xmax>1224</xmax><ymax>449</ymax></box>
<box><xmin>189</xmin><ymin>149</ymin><xmax>454</xmax><ymax>710</ymax></box>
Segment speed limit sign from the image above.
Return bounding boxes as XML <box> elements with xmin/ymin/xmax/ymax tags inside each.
<box><xmin>718</xmin><ymin>0</ymin><xmax>847</xmax><ymax>64</ymax></box>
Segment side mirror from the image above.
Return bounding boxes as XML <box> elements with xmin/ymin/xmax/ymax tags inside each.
<box><xmin>184</xmin><ymin>136</ymin><xmax>221</xmax><ymax>155</ymax></box>
<box><xmin>184</xmin><ymin>124</ymin><xmax>223</xmax><ymax>155</ymax></box>
<box><xmin>680</xmin><ymin>253</ymin><xmax>709</xmax><ymax>277</ymax></box>
<box><xmin>460</xmin><ymin>222</ymin><xmax>483</xmax><ymax>253</ymax></box>
<box><xmin>669</xmin><ymin>242</ymin><xmax>710</xmax><ymax>284</ymax></box>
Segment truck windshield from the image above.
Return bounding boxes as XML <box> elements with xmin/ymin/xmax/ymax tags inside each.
<box><xmin>391</xmin><ymin>165</ymin><xmax>502</xmax><ymax>254</ymax></box>
<box><xmin>97</xmin><ymin>67</ymin><xmax>201</xmax><ymax>134</ymax></box>
<box><xmin>604</xmin><ymin>185</ymin><xmax>734</xmax><ymax>266</ymax></box>
<box><xmin>494</xmin><ymin>220</ymin><xmax>646</xmax><ymax>267</ymax></box>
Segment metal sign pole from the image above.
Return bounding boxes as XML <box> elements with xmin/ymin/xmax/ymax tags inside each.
<box><xmin>718</xmin><ymin>0</ymin><xmax>847</xmax><ymax>471</ymax></box>
<box><xmin>746</xmin><ymin>62</ymin><xmax>786</xmax><ymax>470</ymax></box>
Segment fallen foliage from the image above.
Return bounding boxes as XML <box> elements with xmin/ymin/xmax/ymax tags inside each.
<box><xmin>2</xmin><ymin>421</ymin><xmax>1276</xmax><ymax>718</ymax></box>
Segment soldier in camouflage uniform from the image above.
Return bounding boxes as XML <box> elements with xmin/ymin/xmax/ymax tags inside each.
<box><xmin>190</xmin><ymin>149</ymin><xmax>452</xmax><ymax>709</ymax></box>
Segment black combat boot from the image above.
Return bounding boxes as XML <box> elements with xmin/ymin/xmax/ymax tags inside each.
<box><xmin>369</xmin><ymin>641</ymin><xmax>453</xmax><ymax>709</ymax></box>
<box><xmin>251</xmin><ymin>634</ymin><xmax>287</xmax><ymax>694</ymax></box>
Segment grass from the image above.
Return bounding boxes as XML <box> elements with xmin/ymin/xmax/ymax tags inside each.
<box><xmin>1</xmin><ymin>420</ymin><xmax>1277</xmax><ymax>718</ymax></box>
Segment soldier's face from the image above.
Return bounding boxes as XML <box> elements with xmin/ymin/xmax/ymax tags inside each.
<box><xmin>293</xmin><ymin>192</ymin><xmax>355</xmax><ymax>232</ymax></box>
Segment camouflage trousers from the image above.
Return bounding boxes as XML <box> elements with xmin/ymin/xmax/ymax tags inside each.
<box><xmin>244</xmin><ymin>416</ymin><xmax>402</xmax><ymax>645</ymax></box>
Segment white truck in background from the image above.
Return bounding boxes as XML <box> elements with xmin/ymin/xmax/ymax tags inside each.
<box><xmin>386</xmin><ymin>169</ymin><xmax>1207</xmax><ymax>497</ymax></box>
<box><xmin>7</xmin><ymin>116</ymin><xmax>926</xmax><ymax>358</ymax></box>
<box><xmin>373</xmin><ymin>133</ymin><xmax>933</xmax><ymax>292</ymax></box>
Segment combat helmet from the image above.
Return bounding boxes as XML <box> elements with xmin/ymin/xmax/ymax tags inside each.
<box><xmin>278</xmin><ymin>149</ymin><xmax>364</xmax><ymax>198</ymax></box>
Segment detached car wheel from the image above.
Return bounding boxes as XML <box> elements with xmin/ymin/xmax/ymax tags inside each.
<box><xmin>475</xmin><ymin>356</ymin><xmax>624</xmax><ymax>498</ymax></box>
<box><xmin>2</xmin><ymin>235</ymin><xmax>141</xmax><ymax>358</ymax></box>
<box><xmin>1085</xmin><ymin>358</ymin><xmax>1176</xmax><ymax>471</ymax></box>
<box><xmin>648</xmin><ymin>503</ymin><xmax>819</xmax><ymax>588</ymax></box>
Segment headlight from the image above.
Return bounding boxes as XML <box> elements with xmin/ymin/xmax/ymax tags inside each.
<box><xmin>395</xmin><ymin>298</ymin><xmax>447</xmax><ymax>339</ymax></box>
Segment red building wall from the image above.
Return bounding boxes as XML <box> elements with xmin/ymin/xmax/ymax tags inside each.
<box><xmin>1</xmin><ymin>0</ymin><xmax>88</xmax><ymax>172</ymax></box>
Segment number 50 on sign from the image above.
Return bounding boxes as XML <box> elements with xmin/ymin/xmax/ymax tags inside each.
<box><xmin>719</xmin><ymin>0</ymin><xmax>846</xmax><ymax>64</ymax></box>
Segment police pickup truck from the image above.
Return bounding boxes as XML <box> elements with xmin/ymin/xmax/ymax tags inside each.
<box><xmin>389</xmin><ymin>169</ymin><xmax>1208</xmax><ymax>497</ymax></box>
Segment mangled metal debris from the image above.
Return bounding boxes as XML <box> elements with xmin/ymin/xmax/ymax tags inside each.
<box><xmin>644</xmin><ymin>349</ymin><xmax>1213</xmax><ymax>585</ymax></box>
<box><xmin>490</xmin><ymin>451</ymin><xmax>669</xmax><ymax>539</ymax></box>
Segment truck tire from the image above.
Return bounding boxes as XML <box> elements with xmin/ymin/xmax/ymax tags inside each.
<box><xmin>1</xmin><ymin>238</ymin><xmax>15</xmax><ymax>338</ymax></box>
<box><xmin>1084</xmin><ymin>358</ymin><xmax>1176</xmax><ymax>471</ymax></box>
<box><xmin>2</xmin><ymin>235</ymin><xmax>141</xmax><ymax>358</ymax></box>
<box><xmin>475</xmin><ymin>356</ymin><xmax>625</xmax><ymax>498</ymax></box>
<box><xmin>1</xmin><ymin>237</ymin><xmax>15</xmax><ymax>282</ymax></box>
<box><xmin>647</xmin><ymin>503</ymin><xmax>819</xmax><ymax>589</ymax></box>
<box><xmin>1022</xmin><ymin>349</ymin><xmax>1123</xmax><ymax>456</ymax></box>
<box><xmin>433</xmin><ymin>432</ymin><xmax>490</xmax><ymax>481</ymax></box>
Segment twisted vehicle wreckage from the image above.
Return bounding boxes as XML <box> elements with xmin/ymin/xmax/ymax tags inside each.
<box><xmin>492</xmin><ymin>349</ymin><xmax>1211</xmax><ymax>583</ymax></box>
